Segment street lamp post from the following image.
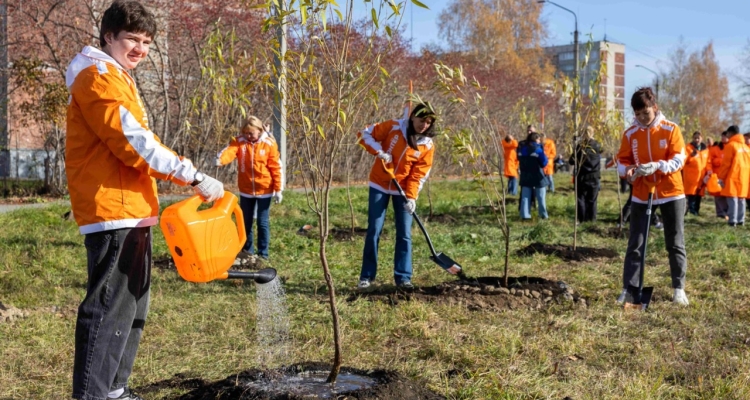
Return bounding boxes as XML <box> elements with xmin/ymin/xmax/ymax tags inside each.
<box><xmin>538</xmin><ymin>0</ymin><xmax>578</xmax><ymax>135</ymax></box>
<box><xmin>635</xmin><ymin>64</ymin><xmax>659</xmax><ymax>100</ymax></box>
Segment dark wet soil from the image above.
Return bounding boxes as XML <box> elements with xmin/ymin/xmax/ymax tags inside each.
<box><xmin>516</xmin><ymin>242</ymin><xmax>620</xmax><ymax>262</ymax></box>
<box><xmin>347</xmin><ymin>276</ymin><xmax>586</xmax><ymax>311</ymax></box>
<box><xmin>330</xmin><ymin>226</ymin><xmax>369</xmax><ymax>241</ymax></box>
<box><xmin>165</xmin><ymin>362</ymin><xmax>444</xmax><ymax>400</ymax></box>
<box><xmin>584</xmin><ymin>224</ymin><xmax>628</xmax><ymax>239</ymax></box>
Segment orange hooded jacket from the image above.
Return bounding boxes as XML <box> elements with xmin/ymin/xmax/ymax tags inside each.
<box><xmin>682</xmin><ymin>142</ymin><xmax>709</xmax><ymax>196</ymax></box>
<box><xmin>708</xmin><ymin>144</ymin><xmax>724</xmax><ymax>174</ymax></box>
<box><xmin>501</xmin><ymin>138</ymin><xmax>519</xmax><ymax>178</ymax></box>
<box><xmin>357</xmin><ymin>118</ymin><xmax>434</xmax><ymax>200</ymax></box>
<box><xmin>717</xmin><ymin>134</ymin><xmax>750</xmax><ymax>198</ymax></box>
<box><xmin>543</xmin><ymin>138</ymin><xmax>557</xmax><ymax>176</ymax></box>
<box><xmin>616</xmin><ymin>112</ymin><xmax>686</xmax><ymax>205</ymax></box>
<box><xmin>66</xmin><ymin>46</ymin><xmax>198</xmax><ymax>234</ymax></box>
<box><xmin>216</xmin><ymin>132</ymin><xmax>282</xmax><ymax>198</ymax></box>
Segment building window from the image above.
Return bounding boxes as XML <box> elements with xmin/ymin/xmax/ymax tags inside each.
<box><xmin>559</xmin><ymin>52</ymin><xmax>574</xmax><ymax>61</ymax></box>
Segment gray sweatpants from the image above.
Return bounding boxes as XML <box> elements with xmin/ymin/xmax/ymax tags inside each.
<box><xmin>727</xmin><ymin>197</ymin><xmax>746</xmax><ymax>225</ymax></box>
<box><xmin>623</xmin><ymin>198</ymin><xmax>687</xmax><ymax>290</ymax></box>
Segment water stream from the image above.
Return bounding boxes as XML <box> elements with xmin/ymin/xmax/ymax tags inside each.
<box><xmin>254</xmin><ymin>276</ymin><xmax>291</xmax><ymax>367</ymax></box>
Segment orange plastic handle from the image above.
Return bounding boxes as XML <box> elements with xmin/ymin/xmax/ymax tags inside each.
<box><xmin>232</xmin><ymin>198</ymin><xmax>246</xmax><ymax>250</ymax></box>
<box><xmin>381</xmin><ymin>158</ymin><xmax>396</xmax><ymax>179</ymax></box>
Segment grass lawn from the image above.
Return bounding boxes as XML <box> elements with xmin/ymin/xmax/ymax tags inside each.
<box><xmin>2</xmin><ymin>171</ymin><xmax>750</xmax><ymax>399</ymax></box>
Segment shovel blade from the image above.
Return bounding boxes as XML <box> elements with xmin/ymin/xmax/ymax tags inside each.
<box><xmin>623</xmin><ymin>286</ymin><xmax>654</xmax><ymax>311</ymax></box>
<box><xmin>431</xmin><ymin>252</ymin><xmax>462</xmax><ymax>275</ymax></box>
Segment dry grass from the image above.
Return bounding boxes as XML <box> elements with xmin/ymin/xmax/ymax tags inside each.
<box><xmin>2</xmin><ymin>172</ymin><xmax>750</xmax><ymax>399</ymax></box>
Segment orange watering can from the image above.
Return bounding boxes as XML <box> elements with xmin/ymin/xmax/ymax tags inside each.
<box><xmin>159</xmin><ymin>192</ymin><xmax>276</xmax><ymax>284</ymax></box>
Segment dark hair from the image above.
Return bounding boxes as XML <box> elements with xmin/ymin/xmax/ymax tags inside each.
<box><xmin>99</xmin><ymin>0</ymin><xmax>157</xmax><ymax>48</ymax></box>
<box><xmin>726</xmin><ymin>125</ymin><xmax>740</xmax><ymax>136</ymax></box>
<box><xmin>527</xmin><ymin>132</ymin><xmax>541</xmax><ymax>143</ymax></box>
<box><xmin>406</xmin><ymin>102</ymin><xmax>436</xmax><ymax>149</ymax></box>
<box><xmin>692</xmin><ymin>131</ymin><xmax>701</xmax><ymax>137</ymax></box>
<box><xmin>631</xmin><ymin>87</ymin><xmax>657</xmax><ymax>111</ymax></box>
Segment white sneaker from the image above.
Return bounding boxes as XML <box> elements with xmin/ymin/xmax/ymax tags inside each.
<box><xmin>357</xmin><ymin>279</ymin><xmax>371</xmax><ymax>290</ymax></box>
<box><xmin>673</xmin><ymin>288</ymin><xmax>689</xmax><ymax>305</ymax></box>
<box><xmin>616</xmin><ymin>288</ymin><xmax>628</xmax><ymax>304</ymax></box>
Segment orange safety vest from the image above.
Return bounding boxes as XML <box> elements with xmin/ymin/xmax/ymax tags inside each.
<box><xmin>216</xmin><ymin>132</ymin><xmax>283</xmax><ymax>198</ymax></box>
<box><xmin>616</xmin><ymin>113</ymin><xmax>686</xmax><ymax>205</ymax></box>
<box><xmin>66</xmin><ymin>46</ymin><xmax>197</xmax><ymax>234</ymax></box>
<box><xmin>717</xmin><ymin>134</ymin><xmax>750</xmax><ymax>198</ymax></box>
<box><xmin>682</xmin><ymin>142</ymin><xmax>709</xmax><ymax>196</ymax></box>
<box><xmin>543</xmin><ymin>139</ymin><xmax>557</xmax><ymax>176</ymax></box>
<box><xmin>357</xmin><ymin>118</ymin><xmax>435</xmax><ymax>200</ymax></box>
<box><xmin>501</xmin><ymin>138</ymin><xmax>519</xmax><ymax>178</ymax></box>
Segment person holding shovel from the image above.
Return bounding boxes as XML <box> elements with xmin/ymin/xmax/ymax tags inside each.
<box><xmin>216</xmin><ymin>116</ymin><xmax>283</xmax><ymax>260</ymax></box>
<box><xmin>615</xmin><ymin>87</ymin><xmax>689</xmax><ymax>306</ymax></box>
<box><xmin>65</xmin><ymin>1</ymin><xmax>225</xmax><ymax>399</ymax></box>
<box><xmin>356</xmin><ymin>103</ymin><xmax>437</xmax><ymax>290</ymax></box>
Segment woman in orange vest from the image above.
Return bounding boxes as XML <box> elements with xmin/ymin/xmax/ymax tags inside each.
<box><xmin>707</xmin><ymin>131</ymin><xmax>729</xmax><ymax>218</ymax></box>
<box><xmin>616</xmin><ymin>87</ymin><xmax>689</xmax><ymax>306</ymax></box>
<box><xmin>356</xmin><ymin>103</ymin><xmax>437</xmax><ymax>290</ymax></box>
<box><xmin>682</xmin><ymin>131</ymin><xmax>709</xmax><ymax>215</ymax></box>
<box><xmin>216</xmin><ymin>116</ymin><xmax>283</xmax><ymax>260</ymax></box>
<box><xmin>716</xmin><ymin>125</ymin><xmax>750</xmax><ymax>226</ymax></box>
<box><xmin>542</xmin><ymin>134</ymin><xmax>557</xmax><ymax>192</ymax></box>
<box><xmin>501</xmin><ymin>133</ymin><xmax>519</xmax><ymax>195</ymax></box>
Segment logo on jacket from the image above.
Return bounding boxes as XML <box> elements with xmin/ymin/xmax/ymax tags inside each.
<box><xmin>413</xmin><ymin>151</ymin><xmax>421</xmax><ymax>158</ymax></box>
<box><xmin>260</xmin><ymin>149</ymin><xmax>266</xmax><ymax>156</ymax></box>
<box><xmin>659</xmin><ymin>139</ymin><xmax>667</xmax><ymax>149</ymax></box>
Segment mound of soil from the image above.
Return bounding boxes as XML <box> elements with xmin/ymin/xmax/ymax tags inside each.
<box><xmin>174</xmin><ymin>362</ymin><xmax>445</xmax><ymax>400</ymax></box>
<box><xmin>348</xmin><ymin>276</ymin><xmax>586</xmax><ymax>312</ymax></box>
<box><xmin>330</xmin><ymin>226</ymin><xmax>369</xmax><ymax>241</ymax></box>
<box><xmin>516</xmin><ymin>242</ymin><xmax>619</xmax><ymax>262</ymax></box>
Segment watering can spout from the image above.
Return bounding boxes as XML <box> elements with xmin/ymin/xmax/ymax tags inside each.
<box><xmin>226</xmin><ymin>268</ymin><xmax>277</xmax><ymax>284</ymax></box>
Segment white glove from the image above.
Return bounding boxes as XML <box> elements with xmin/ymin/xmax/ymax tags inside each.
<box><xmin>718</xmin><ymin>179</ymin><xmax>725</xmax><ymax>188</ymax></box>
<box><xmin>703</xmin><ymin>175</ymin><xmax>710</xmax><ymax>185</ymax></box>
<box><xmin>273</xmin><ymin>191</ymin><xmax>283</xmax><ymax>204</ymax></box>
<box><xmin>635</xmin><ymin>162</ymin><xmax>659</xmax><ymax>177</ymax></box>
<box><xmin>376</xmin><ymin>150</ymin><xmax>392</xmax><ymax>163</ymax></box>
<box><xmin>192</xmin><ymin>173</ymin><xmax>224</xmax><ymax>202</ymax></box>
<box><xmin>215</xmin><ymin>158</ymin><xmax>222</xmax><ymax>167</ymax></box>
<box><xmin>404</xmin><ymin>198</ymin><xmax>416</xmax><ymax>214</ymax></box>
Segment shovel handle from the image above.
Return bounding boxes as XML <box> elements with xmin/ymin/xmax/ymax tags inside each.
<box><xmin>380</xmin><ymin>160</ymin><xmax>440</xmax><ymax>258</ymax></box>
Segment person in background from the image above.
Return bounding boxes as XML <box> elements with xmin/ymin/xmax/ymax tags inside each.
<box><xmin>501</xmin><ymin>132</ymin><xmax>519</xmax><ymax>196</ymax></box>
<box><xmin>745</xmin><ymin>133</ymin><xmax>750</xmax><ymax>212</ymax></box>
<box><xmin>356</xmin><ymin>103</ymin><xmax>437</xmax><ymax>290</ymax></box>
<box><xmin>569</xmin><ymin>126</ymin><xmax>602</xmax><ymax>223</ymax></box>
<box><xmin>716</xmin><ymin>125</ymin><xmax>750</xmax><ymax>227</ymax></box>
<box><xmin>66</xmin><ymin>1</ymin><xmax>225</xmax><ymax>399</ymax></box>
<box><xmin>682</xmin><ymin>131</ymin><xmax>709</xmax><ymax>216</ymax></box>
<box><xmin>216</xmin><ymin>115</ymin><xmax>283</xmax><ymax>260</ymax></box>
<box><xmin>518</xmin><ymin>132</ymin><xmax>549</xmax><ymax>220</ymax></box>
<box><xmin>616</xmin><ymin>87</ymin><xmax>688</xmax><ymax>306</ymax></box>
<box><xmin>542</xmin><ymin>132</ymin><xmax>557</xmax><ymax>193</ymax></box>
<box><xmin>707</xmin><ymin>131</ymin><xmax>729</xmax><ymax>219</ymax></box>
<box><xmin>706</xmin><ymin>137</ymin><xmax>715</xmax><ymax>147</ymax></box>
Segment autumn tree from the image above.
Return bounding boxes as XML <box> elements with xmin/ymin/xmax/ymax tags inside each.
<box><xmin>658</xmin><ymin>40</ymin><xmax>734</xmax><ymax>135</ymax></box>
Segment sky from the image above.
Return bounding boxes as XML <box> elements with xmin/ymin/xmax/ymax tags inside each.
<box><xmin>354</xmin><ymin>0</ymin><xmax>750</xmax><ymax>126</ymax></box>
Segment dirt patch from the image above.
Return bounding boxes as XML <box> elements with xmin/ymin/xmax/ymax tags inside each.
<box><xmin>330</xmin><ymin>226</ymin><xmax>369</xmax><ymax>241</ymax></box>
<box><xmin>153</xmin><ymin>257</ymin><xmax>175</xmax><ymax>270</ymax></box>
<box><xmin>423</xmin><ymin>213</ymin><xmax>457</xmax><ymax>224</ymax></box>
<box><xmin>173</xmin><ymin>362</ymin><xmax>445</xmax><ymax>400</ymax></box>
<box><xmin>584</xmin><ymin>225</ymin><xmax>628</xmax><ymax>239</ymax></box>
<box><xmin>516</xmin><ymin>242</ymin><xmax>619</xmax><ymax>262</ymax></box>
<box><xmin>347</xmin><ymin>276</ymin><xmax>586</xmax><ymax>311</ymax></box>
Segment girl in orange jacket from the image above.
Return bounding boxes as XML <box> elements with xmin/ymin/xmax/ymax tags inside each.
<box><xmin>542</xmin><ymin>135</ymin><xmax>557</xmax><ymax>192</ymax></box>
<box><xmin>615</xmin><ymin>87</ymin><xmax>689</xmax><ymax>306</ymax></box>
<box><xmin>501</xmin><ymin>134</ymin><xmax>519</xmax><ymax>195</ymax></box>
<box><xmin>356</xmin><ymin>103</ymin><xmax>436</xmax><ymax>289</ymax></box>
<box><xmin>716</xmin><ymin>125</ymin><xmax>750</xmax><ymax>226</ymax></box>
<box><xmin>682</xmin><ymin>131</ymin><xmax>709</xmax><ymax>215</ymax></box>
<box><xmin>707</xmin><ymin>131</ymin><xmax>729</xmax><ymax>218</ymax></box>
<box><xmin>216</xmin><ymin>116</ymin><xmax>283</xmax><ymax>259</ymax></box>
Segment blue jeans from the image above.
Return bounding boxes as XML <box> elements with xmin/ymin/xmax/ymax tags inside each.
<box><xmin>547</xmin><ymin>174</ymin><xmax>555</xmax><ymax>192</ymax></box>
<box><xmin>73</xmin><ymin>227</ymin><xmax>152</xmax><ymax>400</ymax></box>
<box><xmin>360</xmin><ymin>187</ymin><xmax>413</xmax><ymax>285</ymax></box>
<box><xmin>520</xmin><ymin>186</ymin><xmax>548</xmax><ymax>219</ymax></box>
<box><xmin>240</xmin><ymin>196</ymin><xmax>272</xmax><ymax>258</ymax></box>
<box><xmin>507</xmin><ymin>176</ymin><xmax>518</xmax><ymax>196</ymax></box>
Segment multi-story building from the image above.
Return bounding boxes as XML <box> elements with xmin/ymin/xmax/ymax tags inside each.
<box><xmin>545</xmin><ymin>39</ymin><xmax>626</xmax><ymax>114</ymax></box>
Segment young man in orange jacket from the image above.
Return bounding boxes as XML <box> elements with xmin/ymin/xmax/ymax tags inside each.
<box><xmin>65</xmin><ymin>2</ymin><xmax>225</xmax><ymax>399</ymax></box>
<box><xmin>717</xmin><ymin>125</ymin><xmax>750</xmax><ymax>226</ymax></box>
<box><xmin>615</xmin><ymin>87</ymin><xmax>689</xmax><ymax>306</ymax></box>
<box><xmin>682</xmin><ymin>131</ymin><xmax>709</xmax><ymax>215</ymax></box>
<box><xmin>356</xmin><ymin>103</ymin><xmax>436</xmax><ymax>290</ymax></box>
<box><xmin>501</xmin><ymin>133</ymin><xmax>519</xmax><ymax>195</ymax></box>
